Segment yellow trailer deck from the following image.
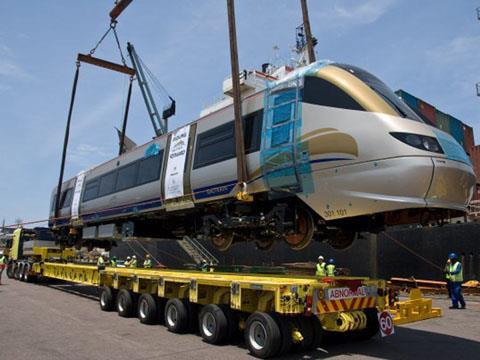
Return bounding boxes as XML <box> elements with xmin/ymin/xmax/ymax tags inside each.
<box><xmin>11</xmin><ymin>259</ymin><xmax>389</xmax><ymax>358</ymax></box>
<box><xmin>7</xmin><ymin>237</ymin><xmax>390</xmax><ymax>359</ymax></box>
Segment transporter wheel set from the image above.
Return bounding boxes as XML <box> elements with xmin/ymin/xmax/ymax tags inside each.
<box><xmin>97</xmin><ymin>286</ymin><xmax>379</xmax><ymax>358</ymax></box>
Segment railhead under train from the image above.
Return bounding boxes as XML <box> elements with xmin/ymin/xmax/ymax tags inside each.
<box><xmin>49</xmin><ymin>60</ymin><xmax>476</xmax><ymax>251</ymax></box>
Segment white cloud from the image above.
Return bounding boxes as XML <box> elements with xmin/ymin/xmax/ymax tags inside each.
<box><xmin>0</xmin><ymin>43</ymin><xmax>32</xmax><ymax>81</ymax></box>
<box><xmin>426</xmin><ymin>35</ymin><xmax>480</xmax><ymax>65</ymax></box>
<box><xmin>319</xmin><ymin>0</ymin><xmax>397</xmax><ymax>29</ymax></box>
<box><xmin>68</xmin><ymin>143</ymin><xmax>112</xmax><ymax>167</ymax></box>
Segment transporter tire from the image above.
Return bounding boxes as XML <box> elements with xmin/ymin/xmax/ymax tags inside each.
<box><xmin>22</xmin><ymin>264</ymin><xmax>31</xmax><ymax>282</ymax></box>
<box><xmin>99</xmin><ymin>287</ymin><xmax>116</xmax><ymax>311</ymax></box>
<box><xmin>137</xmin><ymin>293</ymin><xmax>158</xmax><ymax>325</ymax></box>
<box><xmin>270</xmin><ymin>312</ymin><xmax>293</xmax><ymax>355</ymax></box>
<box><xmin>219</xmin><ymin>304</ymin><xmax>239</xmax><ymax>341</ymax></box>
<box><xmin>199</xmin><ymin>304</ymin><xmax>229</xmax><ymax>344</ymax></box>
<box><xmin>116</xmin><ymin>289</ymin><xmax>136</xmax><ymax>317</ymax></box>
<box><xmin>164</xmin><ymin>298</ymin><xmax>189</xmax><ymax>334</ymax></box>
<box><xmin>15</xmin><ymin>263</ymin><xmax>23</xmax><ymax>281</ymax></box>
<box><xmin>355</xmin><ymin>308</ymin><xmax>379</xmax><ymax>340</ymax></box>
<box><xmin>6</xmin><ymin>262</ymin><xmax>14</xmax><ymax>279</ymax></box>
<box><xmin>310</xmin><ymin>315</ymin><xmax>324</xmax><ymax>348</ymax></box>
<box><xmin>245</xmin><ymin>312</ymin><xmax>282</xmax><ymax>359</ymax></box>
<box><xmin>292</xmin><ymin>316</ymin><xmax>315</xmax><ymax>352</ymax></box>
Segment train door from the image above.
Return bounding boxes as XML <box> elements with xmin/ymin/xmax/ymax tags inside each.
<box><xmin>162</xmin><ymin>124</ymin><xmax>197</xmax><ymax>211</ymax></box>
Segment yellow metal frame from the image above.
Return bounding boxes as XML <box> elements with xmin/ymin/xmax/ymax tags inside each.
<box><xmin>389</xmin><ymin>289</ymin><xmax>442</xmax><ymax>325</ymax></box>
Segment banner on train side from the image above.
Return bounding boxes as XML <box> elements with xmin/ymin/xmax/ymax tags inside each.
<box><xmin>164</xmin><ymin>125</ymin><xmax>190</xmax><ymax>200</ymax></box>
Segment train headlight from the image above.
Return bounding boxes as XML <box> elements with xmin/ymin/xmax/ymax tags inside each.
<box><xmin>390</xmin><ymin>132</ymin><xmax>444</xmax><ymax>154</ymax></box>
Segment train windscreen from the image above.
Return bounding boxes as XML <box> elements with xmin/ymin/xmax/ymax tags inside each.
<box><xmin>334</xmin><ymin>64</ymin><xmax>423</xmax><ymax>123</ymax></box>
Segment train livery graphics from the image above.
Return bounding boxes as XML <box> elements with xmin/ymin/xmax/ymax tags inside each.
<box><xmin>49</xmin><ymin>61</ymin><xmax>476</xmax><ymax>251</ymax></box>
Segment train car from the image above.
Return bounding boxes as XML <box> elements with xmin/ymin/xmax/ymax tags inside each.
<box><xmin>49</xmin><ymin>61</ymin><xmax>476</xmax><ymax>251</ymax></box>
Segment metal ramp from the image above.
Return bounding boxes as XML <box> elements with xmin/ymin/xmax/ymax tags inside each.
<box><xmin>261</xmin><ymin>77</ymin><xmax>308</xmax><ymax>193</ymax></box>
<box><xmin>177</xmin><ymin>236</ymin><xmax>219</xmax><ymax>265</ymax></box>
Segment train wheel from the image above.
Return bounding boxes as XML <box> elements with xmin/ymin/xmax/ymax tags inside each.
<box><xmin>116</xmin><ymin>289</ymin><xmax>136</xmax><ymax>317</ymax></box>
<box><xmin>99</xmin><ymin>287</ymin><xmax>116</xmax><ymax>311</ymax></box>
<box><xmin>328</xmin><ymin>230</ymin><xmax>357</xmax><ymax>250</ymax></box>
<box><xmin>199</xmin><ymin>304</ymin><xmax>229</xmax><ymax>344</ymax></box>
<box><xmin>164</xmin><ymin>298</ymin><xmax>189</xmax><ymax>334</ymax></box>
<box><xmin>285</xmin><ymin>207</ymin><xmax>314</xmax><ymax>251</ymax></box>
<box><xmin>254</xmin><ymin>238</ymin><xmax>275</xmax><ymax>251</ymax></box>
<box><xmin>211</xmin><ymin>232</ymin><xmax>234</xmax><ymax>251</ymax></box>
<box><xmin>245</xmin><ymin>312</ymin><xmax>282</xmax><ymax>359</ymax></box>
<box><xmin>138</xmin><ymin>293</ymin><xmax>159</xmax><ymax>325</ymax></box>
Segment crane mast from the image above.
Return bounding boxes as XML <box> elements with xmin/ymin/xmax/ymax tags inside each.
<box><xmin>127</xmin><ymin>42</ymin><xmax>168</xmax><ymax>137</ymax></box>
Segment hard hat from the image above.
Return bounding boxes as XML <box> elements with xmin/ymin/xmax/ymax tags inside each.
<box><xmin>448</xmin><ymin>253</ymin><xmax>458</xmax><ymax>260</ymax></box>
<box><xmin>127</xmin><ymin>256</ymin><xmax>131</xmax><ymax>260</ymax></box>
<box><xmin>328</xmin><ymin>258</ymin><xmax>335</xmax><ymax>264</ymax></box>
<box><xmin>318</xmin><ymin>255</ymin><xmax>324</xmax><ymax>261</ymax></box>
<box><xmin>112</xmin><ymin>256</ymin><xmax>117</xmax><ymax>260</ymax></box>
<box><xmin>146</xmin><ymin>254</ymin><xmax>151</xmax><ymax>258</ymax></box>
<box><xmin>0</xmin><ymin>250</ymin><xmax>3</xmax><ymax>255</ymax></box>
<box><xmin>132</xmin><ymin>255</ymin><xmax>137</xmax><ymax>259</ymax></box>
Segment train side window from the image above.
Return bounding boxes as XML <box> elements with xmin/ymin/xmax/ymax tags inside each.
<box><xmin>116</xmin><ymin>162</ymin><xmax>138</xmax><ymax>191</ymax></box>
<box><xmin>244</xmin><ymin>110</ymin><xmax>263</xmax><ymax>153</ymax></box>
<box><xmin>137</xmin><ymin>151</ymin><xmax>163</xmax><ymax>185</ymax></box>
<box><xmin>303</xmin><ymin>76</ymin><xmax>365</xmax><ymax>111</ymax></box>
<box><xmin>51</xmin><ymin>194</ymin><xmax>57</xmax><ymax>211</ymax></box>
<box><xmin>98</xmin><ymin>171</ymin><xmax>117</xmax><ymax>197</ymax></box>
<box><xmin>83</xmin><ymin>180</ymin><xmax>99</xmax><ymax>202</ymax></box>
<box><xmin>61</xmin><ymin>188</ymin><xmax>73</xmax><ymax>209</ymax></box>
<box><xmin>193</xmin><ymin>122</ymin><xmax>235</xmax><ymax>169</ymax></box>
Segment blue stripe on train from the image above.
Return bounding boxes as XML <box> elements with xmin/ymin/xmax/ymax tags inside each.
<box><xmin>193</xmin><ymin>180</ymin><xmax>238</xmax><ymax>200</ymax></box>
<box><xmin>59</xmin><ymin>157</ymin><xmax>350</xmax><ymax>223</ymax></box>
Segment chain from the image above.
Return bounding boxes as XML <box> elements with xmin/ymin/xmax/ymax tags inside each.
<box><xmin>89</xmin><ymin>25</ymin><xmax>113</xmax><ymax>55</ymax></box>
<box><xmin>112</xmin><ymin>25</ymin><xmax>127</xmax><ymax>66</ymax></box>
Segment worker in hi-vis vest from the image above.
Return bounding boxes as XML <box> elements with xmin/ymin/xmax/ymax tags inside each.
<box><xmin>110</xmin><ymin>256</ymin><xmax>117</xmax><ymax>267</ymax></box>
<box><xmin>443</xmin><ymin>258</ymin><xmax>452</xmax><ymax>299</ymax></box>
<box><xmin>326</xmin><ymin>258</ymin><xmax>336</xmax><ymax>277</ymax></box>
<box><xmin>448</xmin><ymin>253</ymin><xmax>466</xmax><ymax>309</ymax></box>
<box><xmin>0</xmin><ymin>250</ymin><xmax>6</xmax><ymax>285</ymax></box>
<box><xmin>144</xmin><ymin>254</ymin><xmax>153</xmax><ymax>269</ymax></box>
<box><xmin>315</xmin><ymin>256</ymin><xmax>326</xmax><ymax>277</ymax></box>
<box><xmin>130</xmin><ymin>255</ymin><xmax>138</xmax><ymax>268</ymax></box>
<box><xmin>97</xmin><ymin>253</ymin><xmax>105</xmax><ymax>270</ymax></box>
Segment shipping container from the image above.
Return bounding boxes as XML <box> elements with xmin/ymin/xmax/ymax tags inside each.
<box><xmin>470</xmin><ymin>145</ymin><xmax>480</xmax><ymax>179</ymax></box>
<box><xmin>395</xmin><ymin>89</ymin><xmax>418</xmax><ymax>111</ymax></box>
<box><xmin>435</xmin><ymin>110</ymin><xmax>450</xmax><ymax>133</ymax></box>
<box><xmin>463</xmin><ymin>124</ymin><xmax>475</xmax><ymax>154</ymax></box>
<box><xmin>448</xmin><ymin>115</ymin><xmax>465</xmax><ymax>147</ymax></box>
<box><xmin>418</xmin><ymin>100</ymin><xmax>436</xmax><ymax>126</ymax></box>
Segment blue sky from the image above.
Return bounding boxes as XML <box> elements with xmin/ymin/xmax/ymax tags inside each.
<box><xmin>0</xmin><ymin>0</ymin><xmax>479</xmax><ymax>226</ymax></box>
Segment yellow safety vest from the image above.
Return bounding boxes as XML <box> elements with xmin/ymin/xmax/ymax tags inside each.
<box><xmin>315</xmin><ymin>262</ymin><xmax>326</xmax><ymax>276</ymax></box>
<box><xmin>326</xmin><ymin>264</ymin><xmax>336</xmax><ymax>277</ymax></box>
<box><xmin>0</xmin><ymin>255</ymin><xmax>6</xmax><ymax>265</ymax></box>
<box><xmin>97</xmin><ymin>257</ymin><xmax>105</xmax><ymax>266</ymax></box>
<box><xmin>110</xmin><ymin>260</ymin><xmax>117</xmax><ymax>267</ymax></box>
<box><xmin>144</xmin><ymin>259</ymin><xmax>152</xmax><ymax>268</ymax></box>
<box><xmin>130</xmin><ymin>259</ymin><xmax>137</xmax><ymax>268</ymax></box>
<box><xmin>449</xmin><ymin>262</ymin><xmax>463</xmax><ymax>283</ymax></box>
